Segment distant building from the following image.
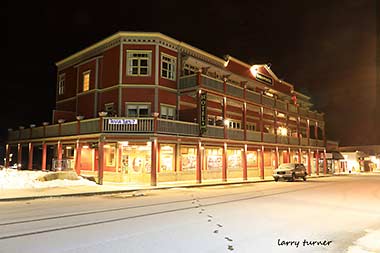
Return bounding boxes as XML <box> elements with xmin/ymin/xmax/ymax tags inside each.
<box><xmin>339</xmin><ymin>145</ymin><xmax>380</xmax><ymax>173</ymax></box>
<box><xmin>5</xmin><ymin>32</ymin><xmax>330</xmax><ymax>185</ymax></box>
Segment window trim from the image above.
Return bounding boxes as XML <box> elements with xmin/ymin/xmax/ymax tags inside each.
<box><xmin>160</xmin><ymin>104</ymin><xmax>176</xmax><ymax>120</ymax></box>
<box><xmin>126</xmin><ymin>50</ymin><xmax>152</xmax><ymax>77</ymax></box>
<box><xmin>161</xmin><ymin>53</ymin><xmax>176</xmax><ymax>81</ymax></box>
<box><xmin>125</xmin><ymin>102</ymin><xmax>151</xmax><ymax>117</ymax></box>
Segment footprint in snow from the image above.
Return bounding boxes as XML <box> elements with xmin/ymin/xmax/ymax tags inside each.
<box><xmin>217</xmin><ymin>224</ymin><xmax>223</xmax><ymax>227</ymax></box>
<box><xmin>225</xmin><ymin>237</ymin><xmax>233</xmax><ymax>242</ymax></box>
<box><xmin>228</xmin><ymin>245</ymin><xmax>234</xmax><ymax>251</ymax></box>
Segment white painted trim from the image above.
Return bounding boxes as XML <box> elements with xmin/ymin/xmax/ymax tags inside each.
<box><xmin>160</xmin><ymin>52</ymin><xmax>177</xmax><ymax>81</ymax></box>
<box><xmin>73</xmin><ymin>56</ymin><xmax>103</xmax><ymax>68</ymax></box>
<box><xmin>56</xmin><ymin>97</ymin><xmax>76</xmax><ymax>104</ymax></box>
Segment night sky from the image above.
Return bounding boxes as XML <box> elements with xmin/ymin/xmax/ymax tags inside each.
<box><xmin>2</xmin><ymin>0</ymin><xmax>377</xmax><ymax>147</ymax></box>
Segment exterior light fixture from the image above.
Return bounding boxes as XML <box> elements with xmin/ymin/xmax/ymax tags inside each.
<box><xmin>58</xmin><ymin>119</ymin><xmax>65</xmax><ymax>124</ymax></box>
<box><xmin>278</xmin><ymin>126</ymin><xmax>288</xmax><ymax>136</ymax></box>
<box><xmin>76</xmin><ymin>115</ymin><xmax>84</xmax><ymax>120</ymax></box>
<box><xmin>250</xmin><ymin>66</ymin><xmax>258</xmax><ymax>77</ymax></box>
<box><xmin>42</xmin><ymin>122</ymin><xmax>50</xmax><ymax>126</ymax></box>
<box><xmin>224</xmin><ymin>119</ymin><xmax>230</xmax><ymax>126</ymax></box>
<box><xmin>98</xmin><ymin>112</ymin><xmax>108</xmax><ymax>117</ymax></box>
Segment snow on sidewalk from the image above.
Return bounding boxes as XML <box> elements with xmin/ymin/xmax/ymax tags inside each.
<box><xmin>0</xmin><ymin>168</ymin><xmax>96</xmax><ymax>190</ymax></box>
<box><xmin>347</xmin><ymin>229</ymin><xmax>380</xmax><ymax>253</ymax></box>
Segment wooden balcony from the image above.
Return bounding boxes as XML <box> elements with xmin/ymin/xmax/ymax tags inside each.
<box><xmin>7</xmin><ymin>117</ymin><xmax>326</xmax><ymax>149</ymax></box>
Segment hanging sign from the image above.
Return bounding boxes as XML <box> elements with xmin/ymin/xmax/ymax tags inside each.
<box><xmin>256</xmin><ymin>72</ymin><xmax>273</xmax><ymax>86</ymax></box>
<box><xmin>200</xmin><ymin>92</ymin><xmax>207</xmax><ymax>133</ymax></box>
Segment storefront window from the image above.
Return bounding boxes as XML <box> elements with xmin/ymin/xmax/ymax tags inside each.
<box><xmin>205</xmin><ymin>147</ymin><xmax>222</xmax><ymax>171</ymax></box>
<box><xmin>181</xmin><ymin>146</ymin><xmax>197</xmax><ymax>171</ymax></box>
<box><xmin>121</xmin><ymin>144</ymin><xmax>151</xmax><ymax>173</ymax></box>
<box><xmin>227</xmin><ymin>149</ymin><xmax>242</xmax><ymax>170</ymax></box>
<box><xmin>104</xmin><ymin>144</ymin><xmax>116</xmax><ymax>167</ymax></box>
<box><xmin>160</xmin><ymin>144</ymin><xmax>175</xmax><ymax>172</ymax></box>
<box><xmin>247</xmin><ymin>151</ymin><xmax>258</xmax><ymax>168</ymax></box>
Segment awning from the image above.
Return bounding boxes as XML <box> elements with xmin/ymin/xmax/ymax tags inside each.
<box><xmin>332</xmin><ymin>151</ymin><xmax>344</xmax><ymax>160</ymax></box>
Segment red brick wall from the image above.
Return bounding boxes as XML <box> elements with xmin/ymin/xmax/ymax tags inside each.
<box><xmin>122</xmin><ymin>87</ymin><xmax>155</xmax><ymax>116</ymax></box>
<box><xmin>77</xmin><ymin>93</ymin><xmax>95</xmax><ymax>118</ymax></box>
<box><xmin>57</xmin><ymin>66</ymin><xmax>77</xmax><ymax>100</ymax></box>
<box><xmin>99</xmin><ymin>89</ymin><xmax>118</xmax><ymax>113</ymax></box>
<box><xmin>56</xmin><ymin>99</ymin><xmax>76</xmax><ymax>113</ymax></box>
<box><xmin>102</xmin><ymin>46</ymin><xmax>120</xmax><ymax>88</ymax></box>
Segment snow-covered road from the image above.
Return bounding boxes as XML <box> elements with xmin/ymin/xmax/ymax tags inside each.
<box><xmin>0</xmin><ymin>175</ymin><xmax>379</xmax><ymax>253</ymax></box>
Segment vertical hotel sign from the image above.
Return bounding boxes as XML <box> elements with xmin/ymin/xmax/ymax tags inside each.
<box><xmin>200</xmin><ymin>92</ymin><xmax>207</xmax><ymax>133</ymax></box>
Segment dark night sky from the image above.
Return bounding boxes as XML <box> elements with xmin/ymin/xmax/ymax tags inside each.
<box><xmin>2</xmin><ymin>0</ymin><xmax>377</xmax><ymax>147</ymax></box>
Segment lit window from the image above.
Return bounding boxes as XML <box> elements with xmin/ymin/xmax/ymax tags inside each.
<box><xmin>228</xmin><ymin>120</ymin><xmax>241</xmax><ymax>129</ymax></box>
<box><xmin>183</xmin><ymin>63</ymin><xmax>197</xmax><ymax>76</ymax></box>
<box><xmin>127</xmin><ymin>50</ymin><xmax>152</xmax><ymax>76</ymax></box>
<box><xmin>104</xmin><ymin>144</ymin><xmax>116</xmax><ymax>167</ymax></box>
<box><xmin>126</xmin><ymin>103</ymin><xmax>150</xmax><ymax>117</ymax></box>
<box><xmin>161</xmin><ymin>54</ymin><xmax>176</xmax><ymax>80</ymax></box>
<box><xmin>83</xmin><ymin>71</ymin><xmax>90</xmax><ymax>92</ymax></box>
<box><xmin>160</xmin><ymin>105</ymin><xmax>175</xmax><ymax>120</ymax></box>
<box><xmin>58</xmin><ymin>74</ymin><xmax>65</xmax><ymax>95</ymax></box>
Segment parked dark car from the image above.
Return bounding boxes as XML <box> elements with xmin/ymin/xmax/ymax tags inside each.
<box><xmin>273</xmin><ymin>163</ymin><xmax>307</xmax><ymax>182</ymax></box>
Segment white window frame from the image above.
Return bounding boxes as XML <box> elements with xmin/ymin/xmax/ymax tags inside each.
<box><xmin>125</xmin><ymin>103</ymin><xmax>151</xmax><ymax>117</ymax></box>
<box><xmin>126</xmin><ymin>50</ymin><xmax>152</xmax><ymax>76</ymax></box>
<box><xmin>58</xmin><ymin>74</ymin><xmax>65</xmax><ymax>95</ymax></box>
<box><xmin>160</xmin><ymin>104</ymin><xmax>176</xmax><ymax>120</ymax></box>
<box><xmin>105</xmin><ymin>103</ymin><xmax>114</xmax><ymax>112</ymax></box>
<box><xmin>161</xmin><ymin>53</ymin><xmax>176</xmax><ymax>81</ymax></box>
<box><xmin>82</xmin><ymin>70</ymin><xmax>90</xmax><ymax>92</ymax></box>
<box><xmin>228</xmin><ymin>120</ymin><xmax>241</xmax><ymax>129</ymax></box>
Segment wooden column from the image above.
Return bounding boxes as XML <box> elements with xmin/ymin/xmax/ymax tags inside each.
<box><xmin>222</xmin><ymin>143</ymin><xmax>227</xmax><ymax>182</ymax></box>
<box><xmin>223</xmin><ymin>97</ymin><xmax>227</xmax><ymax>139</ymax></box>
<box><xmin>151</xmin><ymin>138</ymin><xmax>158</xmax><ymax>186</ymax></box>
<box><xmin>98</xmin><ymin>141</ymin><xmax>104</xmax><ymax>185</ymax></box>
<box><xmin>243</xmin><ymin>144</ymin><xmax>248</xmax><ymax>180</ymax></box>
<box><xmin>5</xmin><ymin>144</ymin><xmax>10</xmax><ymax>168</ymax></box>
<box><xmin>28</xmin><ymin>143</ymin><xmax>33</xmax><ymax>170</ymax></box>
<box><xmin>196</xmin><ymin>140</ymin><xmax>202</xmax><ymax>183</ymax></box>
<box><xmin>17</xmin><ymin>143</ymin><xmax>22</xmax><ymax>169</ymax></box>
<box><xmin>260</xmin><ymin>107</ymin><xmax>264</xmax><ymax>142</ymax></box>
<box><xmin>75</xmin><ymin>141</ymin><xmax>82</xmax><ymax>175</ymax></box>
<box><xmin>298</xmin><ymin>148</ymin><xmax>302</xmax><ymax>164</ymax></box>
<box><xmin>307</xmin><ymin>119</ymin><xmax>310</xmax><ymax>146</ymax></box>
<box><xmin>323</xmin><ymin>149</ymin><xmax>327</xmax><ymax>174</ymax></box>
<box><xmin>41</xmin><ymin>143</ymin><xmax>47</xmax><ymax>171</ymax></box>
<box><xmin>307</xmin><ymin>149</ymin><xmax>312</xmax><ymax>175</ymax></box>
<box><xmin>57</xmin><ymin>141</ymin><xmax>62</xmax><ymax>162</ymax></box>
<box><xmin>315</xmin><ymin>150</ymin><xmax>320</xmax><ymax>175</ymax></box>
<box><xmin>260</xmin><ymin>146</ymin><xmax>265</xmax><ymax>179</ymax></box>
<box><xmin>275</xmin><ymin>147</ymin><xmax>279</xmax><ymax>169</ymax></box>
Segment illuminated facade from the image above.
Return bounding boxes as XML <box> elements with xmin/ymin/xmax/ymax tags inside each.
<box><xmin>6</xmin><ymin>32</ymin><xmax>329</xmax><ymax>185</ymax></box>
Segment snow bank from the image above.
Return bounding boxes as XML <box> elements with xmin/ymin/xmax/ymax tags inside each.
<box><xmin>347</xmin><ymin>229</ymin><xmax>380</xmax><ymax>253</ymax></box>
<box><xmin>0</xmin><ymin>169</ymin><xmax>96</xmax><ymax>190</ymax></box>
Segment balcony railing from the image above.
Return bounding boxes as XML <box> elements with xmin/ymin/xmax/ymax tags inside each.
<box><xmin>246</xmin><ymin>90</ymin><xmax>261</xmax><ymax>104</ymax></box>
<box><xmin>179</xmin><ymin>74</ymin><xmax>197</xmax><ymax>89</ymax></box>
<box><xmin>226</xmin><ymin>84</ymin><xmax>244</xmax><ymax>98</ymax></box>
<box><xmin>7</xmin><ymin>117</ymin><xmax>327</xmax><ymax>149</ymax></box>
<box><xmin>227</xmin><ymin>129</ymin><xmax>244</xmax><ymax>140</ymax></box>
<box><xmin>201</xmin><ymin>75</ymin><xmax>224</xmax><ymax>91</ymax></box>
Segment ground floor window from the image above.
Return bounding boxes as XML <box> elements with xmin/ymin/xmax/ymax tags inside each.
<box><xmin>160</xmin><ymin>144</ymin><xmax>175</xmax><ymax>172</ymax></box>
<box><xmin>121</xmin><ymin>144</ymin><xmax>151</xmax><ymax>173</ymax></box>
<box><xmin>104</xmin><ymin>144</ymin><xmax>116</xmax><ymax>167</ymax></box>
<box><xmin>227</xmin><ymin>149</ymin><xmax>242</xmax><ymax>170</ymax></box>
<box><xmin>247</xmin><ymin>151</ymin><xmax>258</xmax><ymax>168</ymax></box>
<box><xmin>205</xmin><ymin>147</ymin><xmax>222</xmax><ymax>170</ymax></box>
<box><xmin>180</xmin><ymin>146</ymin><xmax>197</xmax><ymax>171</ymax></box>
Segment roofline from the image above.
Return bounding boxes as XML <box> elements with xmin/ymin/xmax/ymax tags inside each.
<box><xmin>56</xmin><ymin>31</ymin><xmax>227</xmax><ymax>68</ymax></box>
<box><xmin>293</xmin><ymin>91</ymin><xmax>311</xmax><ymax>100</ymax></box>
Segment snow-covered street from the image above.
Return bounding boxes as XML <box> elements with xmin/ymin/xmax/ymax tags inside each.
<box><xmin>0</xmin><ymin>175</ymin><xmax>379</xmax><ymax>253</ymax></box>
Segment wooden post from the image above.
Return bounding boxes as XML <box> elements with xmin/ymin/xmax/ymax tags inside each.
<box><xmin>5</xmin><ymin>144</ymin><xmax>10</xmax><ymax>168</ymax></box>
<box><xmin>151</xmin><ymin>138</ymin><xmax>158</xmax><ymax>186</ymax></box>
<box><xmin>17</xmin><ymin>143</ymin><xmax>22</xmax><ymax>169</ymax></box>
<box><xmin>243</xmin><ymin>144</ymin><xmax>248</xmax><ymax>180</ymax></box>
<box><xmin>196</xmin><ymin>140</ymin><xmax>202</xmax><ymax>183</ymax></box>
<box><xmin>222</xmin><ymin>142</ymin><xmax>227</xmax><ymax>182</ymax></box>
<box><xmin>28</xmin><ymin>143</ymin><xmax>33</xmax><ymax>170</ymax></box>
<box><xmin>41</xmin><ymin>143</ymin><xmax>47</xmax><ymax>171</ymax></box>
<box><xmin>75</xmin><ymin>141</ymin><xmax>82</xmax><ymax>175</ymax></box>
<box><xmin>315</xmin><ymin>150</ymin><xmax>320</xmax><ymax>175</ymax></box>
<box><xmin>307</xmin><ymin>149</ymin><xmax>312</xmax><ymax>175</ymax></box>
<box><xmin>260</xmin><ymin>146</ymin><xmax>265</xmax><ymax>179</ymax></box>
<box><xmin>98</xmin><ymin>141</ymin><xmax>104</xmax><ymax>185</ymax></box>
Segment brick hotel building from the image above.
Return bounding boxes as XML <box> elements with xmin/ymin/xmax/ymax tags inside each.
<box><xmin>5</xmin><ymin>32</ymin><xmax>329</xmax><ymax>185</ymax></box>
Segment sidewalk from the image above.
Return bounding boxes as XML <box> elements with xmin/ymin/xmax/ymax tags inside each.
<box><xmin>0</xmin><ymin>175</ymin><xmax>331</xmax><ymax>202</ymax></box>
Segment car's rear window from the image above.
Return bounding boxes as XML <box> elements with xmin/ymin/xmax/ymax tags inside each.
<box><xmin>278</xmin><ymin>164</ymin><xmax>294</xmax><ymax>170</ymax></box>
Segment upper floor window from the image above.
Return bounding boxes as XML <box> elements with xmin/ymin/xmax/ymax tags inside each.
<box><xmin>58</xmin><ymin>74</ymin><xmax>65</xmax><ymax>95</ymax></box>
<box><xmin>183</xmin><ymin>63</ymin><xmax>197</xmax><ymax>76</ymax></box>
<box><xmin>126</xmin><ymin>103</ymin><xmax>150</xmax><ymax>117</ymax></box>
<box><xmin>161</xmin><ymin>54</ymin><xmax>176</xmax><ymax>80</ymax></box>
<box><xmin>83</xmin><ymin>71</ymin><xmax>90</xmax><ymax>92</ymax></box>
<box><xmin>127</xmin><ymin>50</ymin><xmax>152</xmax><ymax>76</ymax></box>
<box><xmin>160</xmin><ymin>104</ymin><xmax>176</xmax><ymax>120</ymax></box>
<box><xmin>228</xmin><ymin>120</ymin><xmax>241</xmax><ymax>129</ymax></box>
